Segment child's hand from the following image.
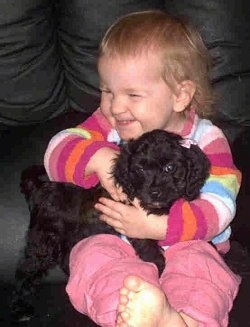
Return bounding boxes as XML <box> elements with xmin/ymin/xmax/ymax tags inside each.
<box><xmin>86</xmin><ymin>147</ymin><xmax>126</xmax><ymax>201</ymax></box>
<box><xmin>94</xmin><ymin>197</ymin><xmax>168</xmax><ymax>240</ymax></box>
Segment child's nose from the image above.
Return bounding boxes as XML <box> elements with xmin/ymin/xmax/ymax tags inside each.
<box><xmin>110</xmin><ymin>97</ymin><xmax>126</xmax><ymax>115</ymax></box>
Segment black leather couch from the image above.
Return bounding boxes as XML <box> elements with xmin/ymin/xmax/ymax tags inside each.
<box><xmin>1</xmin><ymin>1</ymin><xmax>250</xmax><ymax>326</ymax></box>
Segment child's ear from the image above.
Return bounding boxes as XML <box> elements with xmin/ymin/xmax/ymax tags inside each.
<box><xmin>174</xmin><ymin>80</ymin><xmax>196</xmax><ymax>113</ymax></box>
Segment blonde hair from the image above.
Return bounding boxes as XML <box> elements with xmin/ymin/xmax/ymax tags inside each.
<box><xmin>99</xmin><ymin>10</ymin><xmax>214</xmax><ymax>118</ymax></box>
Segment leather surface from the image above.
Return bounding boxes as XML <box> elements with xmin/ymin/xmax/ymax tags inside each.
<box><xmin>0</xmin><ymin>0</ymin><xmax>66</xmax><ymax>125</ymax></box>
<box><xmin>55</xmin><ymin>0</ymin><xmax>164</xmax><ymax>110</ymax></box>
<box><xmin>164</xmin><ymin>0</ymin><xmax>250</xmax><ymax>126</ymax></box>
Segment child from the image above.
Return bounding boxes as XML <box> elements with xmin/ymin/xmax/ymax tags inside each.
<box><xmin>44</xmin><ymin>10</ymin><xmax>241</xmax><ymax>327</ymax></box>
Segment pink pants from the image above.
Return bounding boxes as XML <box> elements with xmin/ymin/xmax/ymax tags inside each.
<box><xmin>66</xmin><ymin>235</ymin><xmax>241</xmax><ymax>327</ymax></box>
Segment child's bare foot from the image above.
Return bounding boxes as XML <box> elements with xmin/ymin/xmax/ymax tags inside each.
<box><xmin>116</xmin><ymin>275</ymin><xmax>198</xmax><ymax>327</ymax></box>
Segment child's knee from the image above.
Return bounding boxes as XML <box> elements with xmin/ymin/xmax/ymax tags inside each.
<box><xmin>69</xmin><ymin>234</ymin><xmax>136</xmax><ymax>271</ymax></box>
<box><xmin>66</xmin><ymin>234</ymin><xmax>160</xmax><ymax>326</ymax></box>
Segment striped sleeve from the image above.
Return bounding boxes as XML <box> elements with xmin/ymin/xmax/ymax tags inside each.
<box><xmin>159</xmin><ymin>125</ymin><xmax>242</xmax><ymax>246</ymax></box>
<box><xmin>44</xmin><ymin>109</ymin><xmax>119</xmax><ymax>188</ymax></box>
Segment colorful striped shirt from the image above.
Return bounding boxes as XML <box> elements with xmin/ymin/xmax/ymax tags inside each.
<box><xmin>44</xmin><ymin>108</ymin><xmax>241</xmax><ymax>247</ymax></box>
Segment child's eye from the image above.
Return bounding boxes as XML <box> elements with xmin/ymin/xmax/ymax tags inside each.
<box><xmin>100</xmin><ymin>89</ymin><xmax>111</xmax><ymax>94</ymax></box>
<box><xmin>134</xmin><ymin>166</ymin><xmax>144</xmax><ymax>175</ymax></box>
<box><xmin>128</xmin><ymin>93</ymin><xmax>141</xmax><ymax>98</ymax></box>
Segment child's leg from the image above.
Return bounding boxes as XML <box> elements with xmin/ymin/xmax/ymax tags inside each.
<box><xmin>160</xmin><ymin>240</ymin><xmax>241</xmax><ymax>326</ymax></box>
<box><xmin>116</xmin><ymin>241</ymin><xmax>241</xmax><ymax>327</ymax></box>
<box><xmin>66</xmin><ymin>234</ymin><xmax>160</xmax><ymax>327</ymax></box>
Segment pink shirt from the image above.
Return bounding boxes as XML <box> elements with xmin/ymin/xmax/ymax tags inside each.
<box><xmin>44</xmin><ymin>108</ymin><xmax>241</xmax><ymax>247</ymax></box>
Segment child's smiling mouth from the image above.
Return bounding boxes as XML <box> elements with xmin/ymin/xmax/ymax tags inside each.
<box><xmin>116</xmin><ymin>119</ymin><xmax>135</xmax><ymax>126</ymax></box>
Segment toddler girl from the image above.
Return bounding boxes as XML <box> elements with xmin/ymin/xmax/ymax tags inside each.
<box><xmin>44</xmin><ymin>11</ymin><xmax>241</xmax><ymax>327</ymax></box>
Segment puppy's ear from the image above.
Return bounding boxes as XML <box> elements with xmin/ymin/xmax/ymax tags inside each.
<box><xmin>183</xmin><ymin>145</ymin><xmax>210</xmax><ymax>201</ymax></box>
<box><xmin>20</xmin><ymin>165</ymin><xmax>48</xmax><ymax>200</ymax></box>
<box><xmin>111</xmin><ymin>142</ymin><xmax>136</xmax><ymax>198</ymax></box>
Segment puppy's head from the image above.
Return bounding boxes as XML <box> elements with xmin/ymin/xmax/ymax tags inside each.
<box><xmin>20</xmin><ymin>165</ymin><xmax>87</xmax><ymax>228</ymax></box>
<box><xmin>112</xmin><ymin>130</ymin><xmax>210</xmax><ymax>215</ymax></box>
<box><xmin>20</xmin><ymin>165</ymin><xmax>49</xmax><ymax>202</ymax></box>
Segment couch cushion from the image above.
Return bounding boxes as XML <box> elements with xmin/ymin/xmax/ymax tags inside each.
<box><xmin>164</xmin><ymin>0</ymin><xmax>250</xmax><ymax>128</ymax></box>
<box><xmin>56</xmin><ymin>0</ymin><xmax>165</xmax><ymax>113</ymax></box>
<box><xmin>0</xmin><ymin>0</ymin><xmax>66</xmax><ymax>125</ymax></box>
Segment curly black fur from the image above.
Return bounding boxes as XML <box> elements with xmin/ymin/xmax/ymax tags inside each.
<box><xmin>11</xmin><ymin>129</ymin><xmax>210</xmax><ymax>321</ymax></box>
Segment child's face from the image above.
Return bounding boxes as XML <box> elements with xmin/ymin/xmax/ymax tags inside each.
<box><xmin>98</xmin><ymin>52</ymin><xmax>186</xmax><ymax>140</ymax></box>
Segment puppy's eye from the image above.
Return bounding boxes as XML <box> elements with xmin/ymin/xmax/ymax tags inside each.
<box><xmin>133</xmin><ymin>166</ymin><xmax>144</xmax><ymax>176</ymax></box>
<box><xmin>164</xmin><ymin>163</ymin><xmax>174</xmax><ymax>172</ymax></box>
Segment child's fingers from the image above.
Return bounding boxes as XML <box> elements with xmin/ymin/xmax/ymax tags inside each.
<box><xmin>96</xmin><ymin>197</ymin><xmax>122</xmax><ymax>210</ymax></box>
<box><xmin>99</xmin><ymin>214</ymin><xmax>125</xmax><ymax>233</ymax></box>
<box><xmin>108</xmin><ymin>189</ymin><xmax>121</xmax><ymax>201</ymax></box>
<box><xmin>131</xmin><ymin>198</ymin><xmax>141</xmax><ymax>209</ymax></box>
<box><xmin>101</xmin><ymin>180</ymin><xmax>120</xmax><ymax>201</ymax></box>
<box><xmin>116</xmin><ymin>186</ymin><xmax>127</xmax><ymax>202</ymax></box>
<box><xmin>105</xmin><ymin>183</ymin><xmax>127</xmax><ymax>202</ymax></box>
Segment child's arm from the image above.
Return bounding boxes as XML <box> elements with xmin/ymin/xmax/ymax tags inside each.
<box><xmin>159</xmin><ymin>125</ymin><xmax>242</xmax><ymax>246</ymax></box>
<box><xmin>44</xmin><ymin>108</ymin><xmax>119</xmax><ymax>189</ymax></box>
<box><xmin>95</xmin><ymin>125</ymin><xmax>241</xmax><ymax>245</ymax></box>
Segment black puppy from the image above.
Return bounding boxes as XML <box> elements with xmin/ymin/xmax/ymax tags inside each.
<box><xmin>11</xmin><ymin>129</ymin><xmax>210</xmax><ymax>321</ymax></box>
